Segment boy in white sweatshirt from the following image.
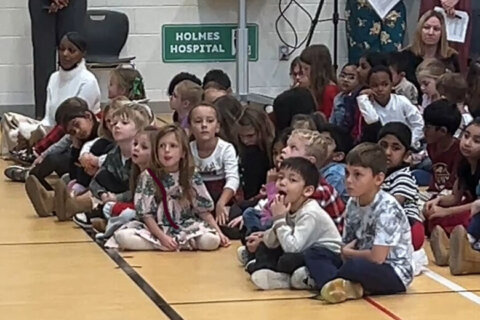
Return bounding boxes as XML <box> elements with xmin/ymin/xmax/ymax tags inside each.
<box><xmin>356</xmin><ymin>65</ymin><xmax>424</xmax><ymax>147</ymax></box>
<box><xmin>248</xmin><ymin>157</ymin><xmax>342</xmax><ymax>290</ymax></box>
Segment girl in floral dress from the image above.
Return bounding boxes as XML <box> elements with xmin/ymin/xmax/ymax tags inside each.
<box><xmin>346</xmin><ymin>0</ymin><xmax>406</xmax><ymax>63</ymax></box>
<box><xmin>109</xmin><ymin>124</ymin><xmax>230</xmax><ymax>251</ymax></box>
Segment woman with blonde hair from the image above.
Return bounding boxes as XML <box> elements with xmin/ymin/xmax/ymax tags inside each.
<box><xmin>420</xmin><ymin>0</ymin><xmax>472</xmax><ymax>73</ymax></box>
<box><xmin>401</xmin><ymin>10</ymin><xmax>459</xmax><ymax>93</ymax></box>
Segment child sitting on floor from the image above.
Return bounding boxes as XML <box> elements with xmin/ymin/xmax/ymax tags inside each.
<box><xmin>109</xmin><ymin>124</ymin><xmax>230</xmax><ymax>251</ymax></box>
<box><xmin>52</xmin><ymin>103</ymin><xmax>152</xmax><ymax>221</ymax></box>
<box><xmin>330</xmin><ymin>63</ymin><xmax>360</xmax><ymax>131</ymax></box>
<box><xmin>377</xmin><ymin>122</ymin><xmax>427</xmax><ymax>275</ymax></box>
<box><xmin>25</xmin><ymin>97</ymin><xmax>99</xmax><ymax>217</ymax></box>
<box><xmin>248</xmin><ymin>157</ymin><xmax>342</xmax><ymax>290</ymax></box>
<box><xmin>237</xmin><ymin>129</ymin><xmax>345</xmax><ymax>266</ymax></box>
<box><xmin>436</xmin><ymin>73</ymin><xmax>472</xmax><ymax>138</ymax></box>
<box><xmin>170</xmin><ymin>80</ymin><xmax>203</xmax><ymax>132</ymax></box>
<box><xmin>357</xmin><ymin>65</ymin><xmax>424</xmax><ymax>146</ymax></box>
<box><xmin>422</xmin><ymin>100</ymin><xmax>462</xmax><ymax>194</ymax></box>
<box><xmin>189</xmin><ymin>103</ymin><xmax>240</xmax><ymax>227</ymax></box>
<box><xmin>305</xmin><ymin>143</ymin><xmax>413</xmax><ymax>304</ymax></box>
<box><xmin>388</xmin><ymin>52</ymin><xmax>418</xmax><ymax>106</ymax></box>
<box><xmin>318</xmin><ymin>124</ymin><xmax>353</xmax><ymax>202</ymax></box>
<box><xmin>427</xmin><ymin>118</ymin><xmax>480</xmax><ymax>265</ymax></box>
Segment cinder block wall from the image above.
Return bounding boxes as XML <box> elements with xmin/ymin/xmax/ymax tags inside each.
<box><xmin>0</xmin><ymin>0</ymin><xmax>348</xmax><ymax>114</ymax></box>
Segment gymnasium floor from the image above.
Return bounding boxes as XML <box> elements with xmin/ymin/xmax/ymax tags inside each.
<box><xmin>1</xmin><ymin>158</ymin><xmax>479</xmax><ymax>320</ymax></box>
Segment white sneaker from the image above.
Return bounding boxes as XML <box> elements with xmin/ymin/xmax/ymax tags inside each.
<box><xmin>290</xmin><ymin>266</ymin><xmax>316</xmax><ymax>290</ymax></box>
<box><xmin>236</xmin><ymin>245</ymin><xmax>249</xmax><ymax>266</ymax></box>
<box><xmin>251</xmin><ymin>269</ymin><xmax>290</xmax><ymax>290</ymax></box>
<box><xmin>73</xmin><ymin>213</ymin><xmax>92</xmax><ymax>229</ymax></box>
<box><xmin>412</xmin><ymin>248</ymin><xmax>429</xmax><ymax>276</ymax></box>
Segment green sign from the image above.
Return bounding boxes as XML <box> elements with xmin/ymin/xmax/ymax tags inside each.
<box><xmin>162</xmin><ymin>24</ymin><xmax>258</xmax><ymax>63</ymax></box>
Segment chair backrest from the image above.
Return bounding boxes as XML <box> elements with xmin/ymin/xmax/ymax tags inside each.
<box><xmin>84</xmin><ymin>10</ymin><xmax>129</xmax><ymax>58</ymax></box>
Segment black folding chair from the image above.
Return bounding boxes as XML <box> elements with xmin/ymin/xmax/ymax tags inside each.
<box><xmin>84</xmin><ymin>10</ymin><xmax>135</xmax><ymax>68</ymax></box>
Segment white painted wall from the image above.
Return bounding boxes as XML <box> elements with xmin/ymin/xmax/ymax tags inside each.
<box><xmin>0</xmin><ymin>0</ymin><xmax>348</xmax><ymax>108</ymax></box>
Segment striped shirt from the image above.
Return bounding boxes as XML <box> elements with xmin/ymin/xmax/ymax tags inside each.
<box><xmin>382</xmin><ymin>167</ymin><xmax>422</xmax><ymax>223</ymax></box>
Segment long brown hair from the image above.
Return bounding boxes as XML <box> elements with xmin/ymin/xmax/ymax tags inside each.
<box><xmin>300</xmin><ymin>45</ymin><xmax>336</xmax><ymax>108</ymax></box>
<box><xmin>235</xmin><ymin>106</ymin><xmax>275</xmax><ymax>165</ymax></box>
<box><xmin>149</xmin><ymin>124</ymin><xmax>195</xmax><ymax>206</ymax></box>
<box><xmin>407</xmin><ymin>10</ymin><xmax>457</xmax><ymax>59</ymax></box>
<box><xmin>213</xmin><ymin>95</ymin><xmax>243</xmax><ymax>147</ymax></box>
<box><xmin>130</xmin><ymin>126</ymin><xmax>159</xmax><ymax>195</ymax></box>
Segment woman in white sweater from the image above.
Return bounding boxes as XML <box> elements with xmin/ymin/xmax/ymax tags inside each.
<box><xmin>1</xmin><ymin>31</ymin><xmax>101</xmax><ymax>157</ymax></box>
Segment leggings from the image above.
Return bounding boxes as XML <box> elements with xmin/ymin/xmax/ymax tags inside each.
<box><xmin>30</xmin><ymin>149</ymin><xmax>70</xmax><ymax>191</ymax></box>
<box><xmin>114</xmin><ymin>228</ymin><xmax>221</xmax><ymax>251</ymax></box>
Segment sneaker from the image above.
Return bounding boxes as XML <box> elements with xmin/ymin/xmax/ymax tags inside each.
<box><xmin>412</xmin><ymin>248</ymin><xmax>429</xmax><ymax>276</ymax></box>
<box><xmin>245</xmin><ymin>259</ymin><xmax>256</xmax><ymax>273</ymax></box>
<box><xmin>290</xmin><ymin>266</ymin><xmax>316</xmax><ymax>290</ymax></box>
<box><xmin>237</xmin><ymin>246</ymin><xmax>249</xmax><ymax>266</ymax></box>
<box><xmin>251</xmin><ymin>269</ymin><xmax>290</xmax><ymax>290</ymax></box>
<box><xmin>4</xmin><ymin>165</ymin><xmax>29</xmax><ymax>182</ymax></box>
<box><xmin>320</xmin><ymin>278</ymin><xmax>364</xmax><ymax>304</ymax></box>
<box><xmin>10</xmin><ymin>149</ymin><xmax>35</xmax><ymax>166</ymax></box>
<box><xmin>73</xmin><ymin>213</ymin><xmax>92</xmax><ymax>229</ymax></box>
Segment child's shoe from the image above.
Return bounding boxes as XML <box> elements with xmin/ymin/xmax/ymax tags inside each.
<box><xmin>449</xmin><ymin>226</ymin><xmax>480</xmax><ymax>275</ymax></box>
<box><xmin>412</xmin><ymin>248</ymin><xmax>429</xmax><ymax>276</ymax></box>
<box><xmin>290</xmin><ymin>266</ymin><xmax>316</xmax><ymax>290</ymax></box>
<box><xmin>236</xmin><ymin>246</ymin><xmax>249</xmax><ymax>266</ymax></box>
<box><xmin>430</xmin><ymin>225</ymin><xmax>450</xmax><ymax>266</ymax></box>
<box><xmin>4</xmin><ymin>165</ymin><xmax>29</xmax><ymax>182</ymax></box>
<box><xmin>251</xmin><ymin>269</ymin><xmax>290</xmax><ymax>290</ymax></box>
<box><xmin>25</xmin><ymin>175</ymin><xmax>53</xmax><ymax>217</ymax></box>
<box><xmin>320</xmin><ymin>278</ymin><xmax>363</xmax><ymax>304</ymax></box>
<box><xmin>91</xmin><ymin>218</ymin><xmax>107</xmax><ymax>233</ymax></box>
<box><xmin>73</xmin><ymin>213</ymin><xmax>92</xmax><ymax>229</ymax></box>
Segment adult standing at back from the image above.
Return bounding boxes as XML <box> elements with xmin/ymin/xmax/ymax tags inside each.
<box><xmin>29</xmin><ymin>0</ymin><xmax>87</xmax><ymax>118</ymax></box>
<box><xmin>419</xmin><ymin>0</ymin><xmax>472</xmax><ymax>73</ymax></box>
<box><xmin>401</xmin><ymin>10</ymin><xmax>460</xmax><ymax>93</ymax></box>
<box><xmin>345</xmin><ymin>0</ymin><xmax>407</xmax><ymax>64</ymax></box>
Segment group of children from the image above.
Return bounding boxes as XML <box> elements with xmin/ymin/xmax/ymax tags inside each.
<box><xmin>4</xmin><ymin>38</ymin><xmax>480</xmax><ymax>305</ymax></box>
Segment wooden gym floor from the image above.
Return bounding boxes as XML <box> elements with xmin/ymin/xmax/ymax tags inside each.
<box><xmin>1</xmin><ymin>159</ymin><xmax>479</xmax><ymax>319</ymax></box>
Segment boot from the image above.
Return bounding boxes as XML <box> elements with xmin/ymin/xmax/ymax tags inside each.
<box><xmin>430</xmin><ymin>225</ymin><xmax>450</xmax><ymax>266</ymax></box>
<box><xmin>25</xmin><ymin>175</ymin><xmax>53</xmax><ymax>217</ymax></box>
<box><xmin>91</xmin><ymin>218</ymin><xmax>107</xmax><ymax>233</ymax></box>
<box><xmin>449</xmin><ymin>226</ymin><xmax>480</xmax><ymax>275</ymax></box>
<box><xmin>54</xmin><ymin>180</ymin><xmax>92</xmax><ymax>221</ymax></box>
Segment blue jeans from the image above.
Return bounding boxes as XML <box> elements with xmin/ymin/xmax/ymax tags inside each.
<box><xmin>243</xmin><ymin>207</ymin><xmax>272</xmax><ymax>235</ymax></box>
<box><xmin>305</xmin><ymin>247</ymin><xmax>406</xmax><ymax>294</ymax></box>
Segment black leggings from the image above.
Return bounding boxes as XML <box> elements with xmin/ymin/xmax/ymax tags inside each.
<box><xmin>247</xmin><ymin>242</ymin><xmax>305</xmax><ymax>275</ymax></box>
<box><xmin>30</xmin><ymin>150</ymin><xmax>70</xmax><ymax>191</ymax></box>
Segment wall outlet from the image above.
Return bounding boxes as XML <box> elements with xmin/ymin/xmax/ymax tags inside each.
<box><xmin>279</xmin><ymin>45</ymin><xmax>289</xmax><ymax>61</ymax></box>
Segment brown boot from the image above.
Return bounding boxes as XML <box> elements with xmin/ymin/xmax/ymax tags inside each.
<box><xmin>25</xmin><ymin>175</ymin><xmax>53</xmax><ymax>217</ymax></box>
<box><xmin>430</xmin><ymin>225</ymin><xmax>450</xmax><ymax>266</ymax></box>
<box><xmin>91</xmin><ymin>218</ymin><xmax>107</xmax><ymax>233</ymax></box>
<box><xmin>449</xmin><ymin>226</ymin><xmax>480</xmax><ymax>275</ymax></box>
<box><xmin>54</xmin><ymin>180</ymin><xmax>92</xmax><ymax>221</ymax></box>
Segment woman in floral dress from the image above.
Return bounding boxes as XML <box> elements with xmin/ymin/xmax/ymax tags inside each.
<box><xmin>346</xmin><ymin>0</ymin><xmax>406</xmax><ymax>63</ymax></box>
<box><xmin>107</xmin><ymin>124</ymin><xmax>230</xmax><ymax>251</ymax></box>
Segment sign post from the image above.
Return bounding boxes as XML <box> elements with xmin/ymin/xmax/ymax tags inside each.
<box><xmin>162</xmin><ymin>24</ymin><xmax>258</xmax><ymax>63</ymax></box>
